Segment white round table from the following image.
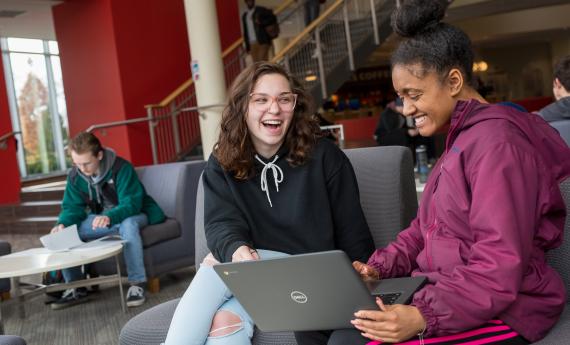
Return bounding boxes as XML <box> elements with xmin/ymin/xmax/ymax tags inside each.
<box><xmin>0</xmin><ymin>244</ymin><xmax>124</xmax><ymax>335</ymax></box>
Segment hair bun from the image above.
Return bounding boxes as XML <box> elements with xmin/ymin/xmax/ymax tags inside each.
<box><xmin>391</xmin><ymin>0</ymin><xmax>447</xmax><ymax>38</ymax></box>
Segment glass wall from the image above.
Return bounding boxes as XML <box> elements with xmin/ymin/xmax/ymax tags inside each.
<box><xmin>1</xmin><ymin>37</ymin><xmax>69</xmax><ymax>177</ymax></box>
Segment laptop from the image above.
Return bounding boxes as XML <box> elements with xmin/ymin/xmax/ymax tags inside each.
<box><xmin>213</xmin><ymin>250</ymin><xmax>427</xmax><ymax>332</ymax></box>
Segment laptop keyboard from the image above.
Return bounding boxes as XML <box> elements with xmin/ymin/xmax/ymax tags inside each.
<box><xmin>376</xmin><ymin>292</ymin><xmax>402</xmax><ymax>305</ymax></box>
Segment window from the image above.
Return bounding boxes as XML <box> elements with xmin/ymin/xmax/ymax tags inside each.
<box><xmin>1</xmin><ymin>37</ymin><xmax>69</xmax><ymax>177</ymax></box>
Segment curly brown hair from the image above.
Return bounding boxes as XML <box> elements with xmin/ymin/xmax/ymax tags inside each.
<box><xmin>214</xmin><ymin>62</ymin><xmax>320</xmax><ymax>179</ymax></box>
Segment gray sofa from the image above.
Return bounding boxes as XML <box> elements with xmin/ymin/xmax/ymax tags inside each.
<box><xmin>0</xmin><ymin>241</ymin><xmax>10</xmax><ymax>299</ymax></box>
<box><xmin>0</xmin><ymin>242</ymin><xmax>26</xmax><ymax>344</ymax></box>
<box><xmin>549</xmin><ymin>120</ymin><xmax>570</xmax><ymax>147</ymax></box>
<box><xmin>534</xmin><ymin>178</ymin><xmax>570</xmax><ymax>344</ymax></box>
<box><xmin>119</xmin><ymin>146</ymin><xmax>419</xmax><ymax>345</ymax></box>
<box><xmin>92</xmin><ymin>160</ymin><xmax>206</xmax><ymax>291</ymax></box>
<box><xmin>0</xmin><ymin>336</ymin><xmax>26</xmax><ymax>345</ymax></box>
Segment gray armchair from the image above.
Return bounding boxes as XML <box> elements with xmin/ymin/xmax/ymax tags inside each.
<box><xmin>119</xmin><ymin>146</ymin><xmax>418</xmax><ymax>345</ymax></box>
<box><xmin>549</xmin><ymin>120</ymin><xmax>570</xmax><ymax>147</ymax></box>
<box><xmin>0</xmin><ymin>241</ymin><xmax>11</xmax><ymax>300</ymax></box>
<box><xmin>93</xmin><ymin>160</ymin><xmax>206</xmax><ymax>292</ymax></box>
<box><xmin>534</xmin><ymin>177</ymin><xmax>570</xmax><ymax>344</ymax></box>
<box><xmin>0</xmin><ymin>336</ymin><xmax>26</xmax><ymax>345</ymax></box>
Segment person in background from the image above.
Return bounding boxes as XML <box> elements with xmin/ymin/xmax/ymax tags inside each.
<box><xmin>374</xmin><ymin>98</ymin><xmax>435</xmax><ymax>160</ymax></box>
<box><xmin>297</xmin><ymin>1</ymin><xmax>570</xmax><ymax>344</ymax></box>
<box><xmin>304</xmin><ymin>0</ymin><xmax>322</xmax><ymax>26</ymax></box>
<box><xmin>49</xmin><ymin>132</ymin><xmax>165</xmax><ymax>310</ymax></box>
<box><xmin>163</xmin><ymin>62</ymin><xmax>374</xmax><ymax>345</ymax></box>
<box><xmin>242</xmin><ymin>0</ymin><xmax>274</xmax><ymax>62</ymax></box>
<box><xmin>373</xmin><ymin>97</ymin><xmax>408</xmax><ymax>147</ymax></box>
<box><xmin>538</xmin><ymin>55</ymin><xmax>570</xmax><ymax>122</ymax></box>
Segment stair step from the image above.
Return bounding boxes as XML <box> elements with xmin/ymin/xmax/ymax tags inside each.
<box><xmin>15</xmin><ymin>201</ymin><xmax>62</xmax><ymax>217</ymax></box>
<box><xmin>0</xmin><ymin>216</ymin><xmax>59</xmax><ymax>234</ymax></box>
<box><xmin>20</xmin><ymin>189</ymin><xmax>65</xmax><ymax>202</ymax></box>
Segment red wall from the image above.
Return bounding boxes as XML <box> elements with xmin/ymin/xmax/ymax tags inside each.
<box><xmin>216</xmin><ymin>0</ymin><xmax>242</xmax><ymax>49</ymax></box>
<box><xmin>52</xmin><ymin>0</ymin><xmax>129</xmax><ymax>159</ymax></box>
<box><xmin>0</xmin><ymin>56</ymin><xmax>21</xmax><ymax>204</ymax></box>
<box><xmin>53</xmin><ymin>0</ymin><xmax>241</xmax><ymax>166</ymax></box>
<box><xmin>336</xmin><ymin>116</ymin><xmax>380</xmax><ymax>141</ymax></box>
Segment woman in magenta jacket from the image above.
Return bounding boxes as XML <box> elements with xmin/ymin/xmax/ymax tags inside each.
<box><xmin>295</xmin><ymin>1</ymin><xmax>570</xmax><ymax>345</ymax></box>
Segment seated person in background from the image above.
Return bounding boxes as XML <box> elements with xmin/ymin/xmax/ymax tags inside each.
<box><xmin>374</xmin><ymin>97</ymin><xmax>409</xmax><ymax>147</ymax></box>
<box><xmin>297</xmin><ymin>1</ymin><xmax>570</xmax><ymax>344</ymax></box>
<box><xmin>375</xmin><ymin>98</ymin><xmax>435</xmax><ymax>160</ymax></box>
<box><xmin>315</xmin><ymin>111</ymin><xmax>339</xmax><ymax>143</ymax></box>
<box><xmin>538</xmin><ymin>55</ymin><xmax>570</xmax><ymax>122</ymax></box>
<box><xmin>163</xmin><ymin>62</ymin><xmax>374</xmax><ymax>345</ymax></box>
<box><xmin>50</xmin><ymin>132</ymin><xmax>165</xmax><ymax>310</ymax></box>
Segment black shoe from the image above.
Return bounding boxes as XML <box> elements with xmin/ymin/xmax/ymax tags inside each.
<box><xmin>126</xmin><ymin>284</ymin><xmax>146</xmax><ymax>307</ymax></box>
<box><xmin>51</xmin><ymin>288</ymin><xmax>89</xmax><ymax>310</ymax></box>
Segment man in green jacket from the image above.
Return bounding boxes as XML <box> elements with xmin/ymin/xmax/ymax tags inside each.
<box><xmin>50</xmin><ymin>132</ymin><xmax>165</xmax><ymax>310</ymax></box>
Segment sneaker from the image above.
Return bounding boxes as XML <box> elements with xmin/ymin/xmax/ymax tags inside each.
<box><xmin>51</xmin><ymin>288</ymin><xmax>89</xmax><ymax>310</ymax></box>
<box><xmin>126</xmin><ymin>284</ymin><xmax>146</xmax><ymax>307</ymax></box>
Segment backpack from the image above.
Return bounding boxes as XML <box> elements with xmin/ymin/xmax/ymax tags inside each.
<box><xmin>258</xmin><ymin>7</ymin><xmax>279</xmax><ymax>39</ymax></box>
<box><xmin>42</xmin><ymin>270</ymin><xmax>65</xmax><ymax>302</ymax></box>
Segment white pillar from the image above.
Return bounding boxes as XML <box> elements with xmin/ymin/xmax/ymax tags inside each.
<box><xmin>184</xmin><ymin>0</ymin><xmax>226</xmax><ymax>160</ymax></box>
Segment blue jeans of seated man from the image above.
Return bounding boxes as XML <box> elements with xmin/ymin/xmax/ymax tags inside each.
<box><xmin>62</xmin><ymin>213</ymin><xmax>148</xmax><ymax>284</ymax></box>
<box><xmin>163</xmin><ymin>250</ymin><xmax>288</xmax><ymax>345</ymax></box>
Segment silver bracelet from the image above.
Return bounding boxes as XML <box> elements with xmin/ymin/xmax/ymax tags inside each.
<box><xmin>417</xmin><ymin>324</ymin><xmax>426</xmax><ymax>345</ymax></box>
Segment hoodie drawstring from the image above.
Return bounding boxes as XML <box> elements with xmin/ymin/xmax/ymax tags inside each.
<box><xmin>255</xmin><ymin>154</ymin><xmax>283</xmax><ymax>207</ymax></box>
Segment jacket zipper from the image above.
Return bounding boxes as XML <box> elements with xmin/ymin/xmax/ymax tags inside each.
<box><xmin>425</xmin><ymin>220</ymin><xmax>437</xmax><ymax>272</ymax></box>
<box><xmin>425</xmin><ymin>198</ymin><xmax>438</xmax><ymax>272</ymax></box>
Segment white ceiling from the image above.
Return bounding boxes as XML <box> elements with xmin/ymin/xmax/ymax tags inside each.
<box><xmin>366</xmin><ymin>0</ymin><xmax>570</xmax><ymax>66</ymax></box>
<box><xmin>0</xmin><ymin>0</ymin><xmax>60</xmax><ymax>40</ymax></box>
<box><xmin>1</xmin><ymin>0</ymin><xmax>569</xmax><ymax>55</ymax></box>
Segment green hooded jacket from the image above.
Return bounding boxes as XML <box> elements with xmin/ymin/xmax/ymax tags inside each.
<box><xmin>57</xmin><ymin>149</ymin><xmax>165</xmax><ymax>227</ymax></box>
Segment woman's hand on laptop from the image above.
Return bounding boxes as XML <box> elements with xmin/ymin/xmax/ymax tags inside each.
<box><xmin>351</xmin><ymin>298</ymin><xmax>426</xmax><ymax>343</ymax></box>
<box><xmin>352</xmin><ymin>261</ymin><xmax>380</xmax><ymax>281</ymax></box>
<box><xmin>232</xmin><ymin>245</ymin><xmax>260</xmax><ymax>262</ymax></box>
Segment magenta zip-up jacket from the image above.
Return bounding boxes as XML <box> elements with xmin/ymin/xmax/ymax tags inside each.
<box><xmin>367</xmin><ymin>100</ymin><xmax>570</xmax><ymax>342</ymax></box>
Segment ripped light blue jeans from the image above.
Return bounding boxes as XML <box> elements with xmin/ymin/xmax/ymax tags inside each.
<box><xmin>164</xmin><ymin>250</ymin><xmax>288</xmax><ymax>345</ymax></box>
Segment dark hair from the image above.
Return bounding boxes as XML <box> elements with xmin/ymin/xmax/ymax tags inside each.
<box><xmin>214</xmin><ymin>62</ymin><xmax>320</xmax><ymax>180</ymax></box>
<box><xmin>553</xmin><ymin>55</ymin><xmax>570</xmax><ymax>91</ymax></box>
<box><xmin>69</xmin><ymin>132</ymin><xmax>103</xmax><ymax>156</ymax></box>
<box><xmin>390</xmin><ymin>0</ymin><xmax>474</xmax><ymax>85</ymax></box>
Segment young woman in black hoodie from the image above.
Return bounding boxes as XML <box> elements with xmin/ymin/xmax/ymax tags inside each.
<box><xmin>163</xmin><ymin>62</ymin><xmax>374</xmax><ymax>345</ymax></box>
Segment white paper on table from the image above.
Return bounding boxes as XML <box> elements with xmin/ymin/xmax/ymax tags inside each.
<box><xmin>39</xmin><ymin>224</ymin><xmax>125</xmax><ymax>251</ymax></box>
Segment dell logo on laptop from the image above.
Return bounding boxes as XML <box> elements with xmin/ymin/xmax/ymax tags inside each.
<box><xmin>290</xmin><ymin>291</ymin><xmax>308</xmax><ymax>304</ymax></box>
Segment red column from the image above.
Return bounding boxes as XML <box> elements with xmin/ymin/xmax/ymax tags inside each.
<box><xmin>52</xmin><ymin>0</ymin><xmax>240</xmax><ymax>166</ymax></box>
<box><xmin>0</xmin><ymin>55</ymin><xmax>21</xmax><ymax>205</ymax></box>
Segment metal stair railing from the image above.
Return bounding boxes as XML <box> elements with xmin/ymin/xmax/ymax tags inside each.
<box><xmin>86</xmin><ymin>103</ymin><xmax>225</xmax><ymax>164</ymax></box>
<box><xmin>142</xmin><ymin>0</ymin><xmax>300</xmax><ymax>164</ymax></box>
<box><xmin>133</xmin><ymin>0</ymin><xmax>392</xmax><ymax>164</ymax></box>
<box><xmin>0</xmin><ymin>131</ymin><xmax>20</xmax><ymax>150</ymax></box>
<box><xmin>272</xmin><ymin>0</ymin><xmax>394</xmax><ymax>102</ymax></box>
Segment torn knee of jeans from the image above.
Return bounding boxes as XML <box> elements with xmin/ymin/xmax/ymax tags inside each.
<box><xmin>208</xmin><ymin>310</ymin><xmax>243</xmax><ymax>337</ymax></box>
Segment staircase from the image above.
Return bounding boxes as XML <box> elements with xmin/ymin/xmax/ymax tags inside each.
<box><xmin>0</xmin><ymin>182</ymin><xmax>64</xmax><ymax>234</ymax></box>
<box><xmin>273</xmin><ymin>0</ymin><xmax>395</xmax><ymax>102</ymax></box>
<box><xmin>140</xmin><ymin>0</ymin><xmax>397</xmax><ymax>164</ymax></box>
